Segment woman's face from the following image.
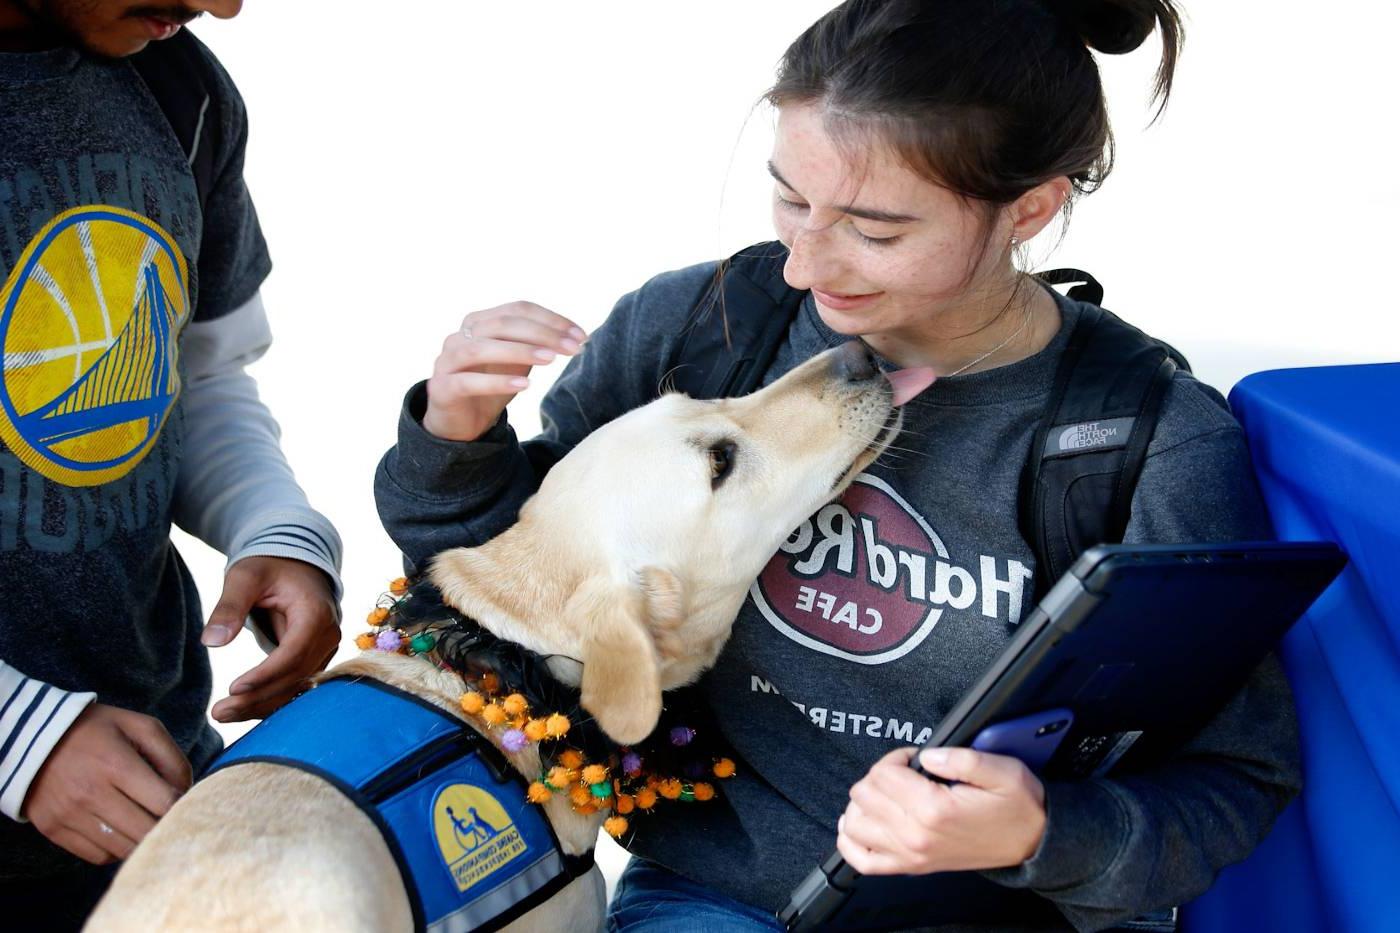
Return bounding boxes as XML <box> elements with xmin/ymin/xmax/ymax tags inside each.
<box><xmin>770</xmin><ymin>102</ymin><xmax>1011</xmax><ymax>340</ymax></box>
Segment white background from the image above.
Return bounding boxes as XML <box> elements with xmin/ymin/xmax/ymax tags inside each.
<box><xmin>186</xmin><ymin>0</ymin><xmax>1400</xmax><ymax>883</ymax></box>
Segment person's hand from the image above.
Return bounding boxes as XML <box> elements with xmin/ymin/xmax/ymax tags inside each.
<box><xmin>202</xmin><ymin>556</ymin><xmax>341</xmax><ymax>722</ymax></box>
<box><xmin>836</xmin><ymin>746</ymin><xmax>1047</xmax><ymax>875</ymax></box>
<box><xmin>422</xmin><ymin>302</ymin><xmax>587</xmax><ymax>442</ymax></box>
<box><xmin>24</xmin><ymin>704</ymin><xmax>192</xmax><ymax>864</ymax></box>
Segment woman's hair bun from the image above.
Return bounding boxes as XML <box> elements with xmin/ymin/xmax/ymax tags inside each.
<box><xmin>1059</xmin><ymin>0</ymin><xmax>1162</xmax><ymax>55</ymax></box>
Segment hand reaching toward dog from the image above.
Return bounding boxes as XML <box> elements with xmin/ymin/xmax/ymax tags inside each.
<box><xmin>836</xmin><ymin>746</ymin><xmax>1048</xmax><ymax>875</ymax></box>
<box><xmin>423</xmin><ymin>302</ymin><xmax>587</xmax><ymax>442</ymax></box>
<box><xmin>202</xmin><ymin>556</ymin><xmax>341</xmax><ymax>722</ymax></box>
<box><xmin>24</xmin><ymin>704</ymin><xmax>192</xmax><ymax>864</ymax></box>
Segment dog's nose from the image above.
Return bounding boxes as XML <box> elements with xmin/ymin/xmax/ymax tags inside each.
<box><xmin>833</xmin><ymin>340</ymin><xmax>879</xmax><ymax>382</ymax></box>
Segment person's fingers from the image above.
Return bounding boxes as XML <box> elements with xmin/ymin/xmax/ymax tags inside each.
<box><xmin>836</xmin><ymin>819</ymin><xmax>905</xmax><ymax>876</ymax></box>
<box><xmin>213</xmin><ymin>672</ymin><xmax>311</xmax><ymax>722</ymax></box>
<box><xmin>48</xmin><ymin>826</ymin><xmax>115</xmax><ymax>866</ymax></box>
<box><xmin>90</xmin><ymin>787</ymin><xmax>157</xmax><ymax>854</ymax></box>
<box><xmin>117</xmin><ymin>713</ymin><xmax>192</xmax><ymax>796</ymax></box>
<box><xmin>461</xmin><ymin>302</ymin><xmax>586</xmax><ymax>344</ymax></box>
<box><xmin>435</xmin><ymin>335</ymin><xmax>559</xmax><ymax>376</ymax></box>
<box><xmin>202</xmin><ymin>563</ymin><xmax>265</xmax><ymax>648</ymax></box>
<box><xmin>916</xmin><ymin>746</ymin><xmax>1029</xmax><ymax>793</ymax></box>
<box><xmin>839</xmin><ymin>798</ymin><xmax>911</xmax><ymax>858</ymax></box>
<box><xmin>229</xmin><ymin>608</ymin><xmax>333</xmax><ymax>697</ymax></box>
<box><xmin>848</xmin><ymin>773</ymin><xmax>937</xmax><ymax>854</ymax></box>
<box><xmin>430</xmin><ymin>370</ymin><xmax>531</xmax><ymax>402</ymax></box>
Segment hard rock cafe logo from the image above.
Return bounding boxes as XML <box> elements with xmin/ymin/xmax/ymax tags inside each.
<box><xmin>750</xmin><ymin>474</ymin><xmax>1033</xmax><ymax>665</ymax></box>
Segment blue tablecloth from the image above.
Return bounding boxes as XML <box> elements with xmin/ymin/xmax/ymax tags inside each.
<box><xmin>1183</xmin><ymin>363</ymin><xmax>1400</xmax><ymax>933</ymax></box>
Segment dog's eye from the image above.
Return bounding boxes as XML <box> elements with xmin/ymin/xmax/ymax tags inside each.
<box><xmin>708</xmin><ymin>441</ymin><xmax>737</xmax><ymax>488</ymax></box>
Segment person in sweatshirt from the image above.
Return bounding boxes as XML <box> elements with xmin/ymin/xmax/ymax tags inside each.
<box><xmin>375</xmin><ymin>2</ymin><xmax>1298</xmax><ymax>930</ymax></box>
<box><xmin>1</xmin><ymin>2</ymin><xmax>342</xmax><ymax>927</ymax></box>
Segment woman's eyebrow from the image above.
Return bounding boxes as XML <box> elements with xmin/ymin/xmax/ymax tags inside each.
<box><xmin>767</xmin><ymin>160</ymin><xmax>922</xmax><ymax>224</ymax></box>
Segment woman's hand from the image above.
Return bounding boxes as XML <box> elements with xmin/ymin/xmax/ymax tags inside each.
<box><xmin>837</xmin><ymin>746</ymin><xmax>1047</xmax><ymax>875</ymax></box>
<box><xmin>422</xmin><ymin>302</ymin><xmax>587</xmax><ymax>442</ymax></box>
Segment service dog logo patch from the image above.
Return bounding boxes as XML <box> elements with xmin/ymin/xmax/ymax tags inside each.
<box><xmin>432</xmin><ymin>783</ymin><xmax>527</xmax><ymax>892</ymax></box>
<box><xmin>752</xmin><ymin>474</ymin><xmax>1034</xmax><ymax>664</ymax></box>
<box><xmin>0</xmin><ymin>206</ymin><xmax>189</xmax><ymax>487</ymax></box>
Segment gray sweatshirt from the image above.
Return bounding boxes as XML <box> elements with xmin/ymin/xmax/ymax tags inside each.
<box><xmin>374</xmin><ymin>256</ymin><xmax>1299</xmax><ymax>931</ymax></box>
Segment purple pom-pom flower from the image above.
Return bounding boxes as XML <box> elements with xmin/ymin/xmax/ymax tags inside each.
<box><xmin>670</xmin><ymin>726</ymin><xmax>696</xmax><ymax>747</ymax></box>
<box><xmin>502</xmin><ymin>728</ymin><xmax>529</xmax><ymax>752</ymax></box>
<box><xmin>622</xmin><ymin>752</ymin><xmax>643</xmax><ymax>776</ymax></box>
<box><xmin>375</xmin><ymin>630</ymin><xmax>403</xmax><ymax>652</ymax></box>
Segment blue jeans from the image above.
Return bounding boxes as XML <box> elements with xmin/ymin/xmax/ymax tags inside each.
<box><xmin>607</xmin><ymin>858</ymin><xmax>783</xmax><ymax>932</ymax></box>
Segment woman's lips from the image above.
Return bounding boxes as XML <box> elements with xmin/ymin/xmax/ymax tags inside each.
<box><xmin>812</xmin><ymin>287</ymin><xmax>882</xmax><ymax>311</ymax></box>
<box><xmin>140</xmin><ymin>17</ymin><xmax>183</xmax><ymax>40</ymax></box>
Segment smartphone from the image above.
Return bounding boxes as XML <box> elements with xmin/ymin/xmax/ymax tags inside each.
<box><xmin>968</xmin><ymin>707</ymin><xmax>1074</xmax><ymax>773</ymax></box>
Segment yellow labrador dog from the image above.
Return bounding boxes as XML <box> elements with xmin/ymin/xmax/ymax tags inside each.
<box><xmin>86</xmin><ymin>342</ymin><xmax>932</xmax><ymax>933</ymax></box>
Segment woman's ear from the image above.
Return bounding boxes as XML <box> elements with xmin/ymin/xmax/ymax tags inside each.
<box><xmin>1010</xmin><ymin>176</ymin><xmax>1072</xmax><ymax>243</ymax></box>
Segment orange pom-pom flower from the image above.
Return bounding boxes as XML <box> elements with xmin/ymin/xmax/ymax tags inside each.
<box><xmin>481</xmin><ymin>704</ymin><xmax>508</xmax><ymax>726</ymax></box>
<box><xmin>502</xmin><ymin>693</ymin><xmax>528</xmax><ymax>717</ymax></box>
<box><xmin>568</xmin><ymin>785</ymin><xmax>592</xmax><ymax>807</ymax></box>
<box><xmin>615</xmin><ymin>794</ymin><xmax>635</xmax><ymax>815</ymax></box>
<box><xmin>366</xmin><ymin>607</ymin><xmax>389</xmax><ymax>625</ymax></box>
<box><xmin>389</xmin><ymin>577</ymin><xmax>409</xmax><ymax>595</ymax></box>
<box><xmin>460</xmin><ymin>692</ymin><xmax>485</xmax><ymax>715</ymax></box>
<box><xmin>546</xmin><ymin>766</ymin><xmax>576</xmax><ymax>789</ymax></box>
<box><xmin>545</xmin><ymin>713</ymin><xmax>571</xmax><ymax>738</ymax></box>
<box><xmin>524</xmin><ymin>719</ymin><xmax>549</xmax><ymax>742</ymax></box>
<box><xmin>581</xmin><ymin>764</ymin><xmax>608</xmax><ymax>786</ymax></box>
<box><xmin>527</xmin><ymin>782</ymin><xmax>552</xmax><ymax>804</ymax></box>
<box><xmin>635</xmin><ymin>788</ymin><xmax>658</xmax><ymax>810</ymax></box>
<box><xmin>658</xmin><ymin>779</ymin><xmax>683</xmax><ymax>800</ymax></box>
<box><xmin>558</xmin><ymin>749</ymin><xmax>585</xmax><ymax>770</ymax></box>
<box><xmin>604</xmin><ymin>816</ymin><xmax>629</xmax><ymax>838</ymax></box>
<box><xmin>713</xmin><ymin>758</ymin><xmax>736</xmax><ymax>778</ymax></box>
<box><xmin>354</xmin><ymin>632</ymin><xmax>376</xmax><ymax>650</ymax></box>
<box><xmin>693</xmin><ymin>782</ymin><xmax>715</xmax><ymax>801</ymax></box>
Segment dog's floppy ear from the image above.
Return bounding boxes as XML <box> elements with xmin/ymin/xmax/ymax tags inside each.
<box><xmin>568</xmin><ymin>575</ymin><xmax>666</xmax><ymax>745</ymax></box>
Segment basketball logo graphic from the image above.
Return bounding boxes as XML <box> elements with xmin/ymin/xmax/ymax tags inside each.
<box><xmin>0</xmin><ymin>206</ymin><xmax>189</xmax><ymax>487</ymax></box>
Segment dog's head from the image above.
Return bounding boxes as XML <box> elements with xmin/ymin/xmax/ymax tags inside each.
<box><xmin>430</xmin><ymin>341</ymin><xmax>931</xmax><ymax>743</ymax></box>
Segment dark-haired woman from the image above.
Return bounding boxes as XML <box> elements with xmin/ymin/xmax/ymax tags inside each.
<box><xmin>375</xmin><ymin>2</ymin><xmax>1298</xmax><ymax>930</ymax></box>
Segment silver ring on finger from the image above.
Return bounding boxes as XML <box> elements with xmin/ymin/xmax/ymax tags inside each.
<box><xmin>460</xmin><ymin>324</ymin><xmax>473</xmax><ymax>340</ymax></box>
<box><xmin>98</xmin><ymin>820</ymin><xmax>115</xmax><ymax>835</ymax></box>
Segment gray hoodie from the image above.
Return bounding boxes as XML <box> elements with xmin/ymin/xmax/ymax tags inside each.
<box><xmin>374</xmin><ymin>255</ymin><xmax>1298</xmax><ymax>932</ymax></box>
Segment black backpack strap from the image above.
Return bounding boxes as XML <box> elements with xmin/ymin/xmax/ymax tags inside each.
<box><xmin>1036</xmin><ymin>268</ymin><xmax>1104</xmax><ymax>306</ymax></box>
<box><xmin>667</xmin><ymin>242</ymin><xmax>803</xmax><ymax>400</ymax></box>
<box><xmin>130</xmin><ymin>29</ymin><xmax>221</xmax><ymax>213</ymax></box>
<box><xmin>1019</xmin><ymin>298</ymin><xmax>1182</xmax><ymax>596</ymax></box>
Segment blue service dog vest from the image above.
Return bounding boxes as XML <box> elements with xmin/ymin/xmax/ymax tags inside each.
<box><xmin>208</xmin><ymin>677</ymin><xmax>593</xmax><ymax>933</ymax></box>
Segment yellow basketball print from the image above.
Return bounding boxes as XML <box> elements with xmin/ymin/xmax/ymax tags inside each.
<box><xmin>0</xmin><ymin>206</ymin><xmax>189</xmax><ymax>487</ymax></box>
<box><xmin>432</xmin><ymin>783</ymin><xmax>527</xmax><ymax>893</ymax></box>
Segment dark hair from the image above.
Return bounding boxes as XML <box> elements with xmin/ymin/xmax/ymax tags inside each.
<box><xmin>765</xmin><ymin>0</ymin><xmax>1184</xmax><ymax>207</ymax></box>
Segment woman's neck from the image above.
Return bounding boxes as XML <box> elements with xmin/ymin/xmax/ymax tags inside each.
<box><xmin>863</xmin><ymin>277</ymin><xmax>1061</xmax><ymax>376</ymax></box>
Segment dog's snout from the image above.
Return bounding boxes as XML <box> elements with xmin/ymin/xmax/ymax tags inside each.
<box><xmin>833</xmin><ymin>340</ymin><xmax>879</xmax><ymax>383</ymax></box>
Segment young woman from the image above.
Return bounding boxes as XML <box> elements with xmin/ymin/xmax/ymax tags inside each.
<box><xmin>375</xmin><ymin>2</ymin><xmax>1297</xmax><ymax>929</ymax></box>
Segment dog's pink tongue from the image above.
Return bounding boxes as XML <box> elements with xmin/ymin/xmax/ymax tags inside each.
<box><xmin>886</xmin><ymin>367</ymin><xmax>936</xmax><ymax>406</ymax></box>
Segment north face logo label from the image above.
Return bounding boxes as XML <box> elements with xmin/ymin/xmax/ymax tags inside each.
<box><xmin>750</xmin><ymin>475</ymin><xmax>1032</xmax><ymax>665</ymax></box>
<box><xmin>1047</xmin><ymin>417</ymin><xmax>1136</xmax><ymax>455</ymax></box>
